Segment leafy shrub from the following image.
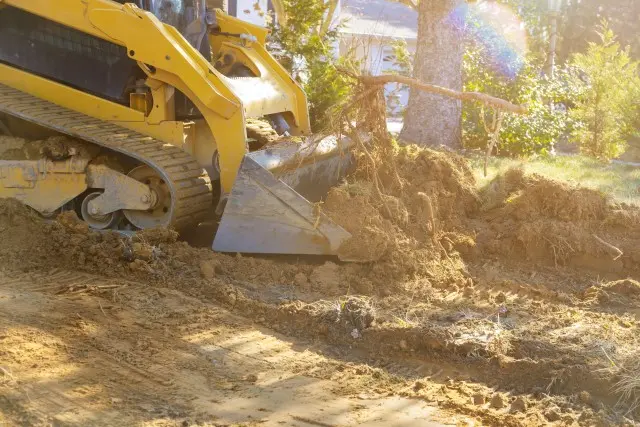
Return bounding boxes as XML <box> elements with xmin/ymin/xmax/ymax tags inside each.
<box><xmin>268</xmin><ymin>0</ymin><xmax>354</xmax><ymax>132</ymax></box>
<box><xmin>462</xmin><ymin>41</ymin><xmax>582</xmax><ymax>157</ymax></box>
<box><xmin>569</xmin><ymin>22</ymin><xmax>640</xmax><ymax>160</ymax></box>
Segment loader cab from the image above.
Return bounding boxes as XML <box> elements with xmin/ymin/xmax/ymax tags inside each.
<box><xmin>128</xmin><ymin>0</ymin><xmax>212</xmax><ymax>60</ymax></box>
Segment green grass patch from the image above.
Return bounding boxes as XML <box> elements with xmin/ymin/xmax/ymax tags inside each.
<box><xmin>467</xmin><ymin>154</ymin><xmax>640</xmax><ymax>206</ymax></box>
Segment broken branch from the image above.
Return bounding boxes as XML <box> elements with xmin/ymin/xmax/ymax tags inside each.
<box><xmin>592</xmin><ymin>234</ymin><xmax>624</xmax><ymax>260</ymax></box>
<box><xmin>339</xmin><ymin>70</ymin><xmax>527</xmax><ymax>115</ymax></box>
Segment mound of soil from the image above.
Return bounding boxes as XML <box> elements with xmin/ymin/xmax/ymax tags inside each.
<box><xmin>1</xmin><ymin>145</ymin><xmax>640</xmax><ymax>423</ymax></box>
<box><xmin>323</xmin><ymin>146</ymin><xmax>478</xmax><ymax>291</ymax></box>
<box><xmin>475</xmin><ymin>168</ymin><xmax>640</xmax><ymax>274</ymax></box>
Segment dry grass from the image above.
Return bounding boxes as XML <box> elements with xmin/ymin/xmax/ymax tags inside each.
<box><xmin>467</xmin><ymin>153</ymin><xmax>640</xmax><ymax>206</ymax></box>
<box><xmin>613</xmin><ymin>354</ymin><xmax>640</xmax><ymax>415</ymax></box>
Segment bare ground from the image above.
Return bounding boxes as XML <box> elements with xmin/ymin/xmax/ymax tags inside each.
<box><xmin>0</xmin><ymin>269</ymin><xmax>457</xmax><ymax>427</ymax></box>
<box><xmin>1</xmin><ymin>144</ymin><xmax>640</xmax><ymax>426</ymax></box>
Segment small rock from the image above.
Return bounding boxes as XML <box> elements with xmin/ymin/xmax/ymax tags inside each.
<box><xmin>399</xmin><ymin>340</ymin><xmax>408</xmax><ymax>350</ymax></box>
<box><xmin>132</xmin><ymin>242</ymin><xmax>154</xmax><ymax>261</ymax></box>
<box><xmin>578</xmin><ymin>390</ymin><xmax>592</xmax><ymax>404</ymax></box>
<box><xmin>510</xmin><ymin>396</ymin><xmax>528</xmax><ymax>413</ymax></box>
<box><xmin>121</xmin><ymin>245</ymin><xmax>134</xmax><ymax>261</ymax></box>
<box><xmin>490</xmin><ymin>393</ymin><xmax>505</xmax><ymax>409</ymax></box>
<box><xmin>544</xmin><ymin>408</ymin><xmax>561</xmax><ymax>422</ymax></box>
<box><xmin>310</xmin><ymin>262</ymin><xmax>341</xmax><ymax>293</ymax></box>
<box><xmin>471</xmin><ymin>393</ymin><xmax>486</xmax><ymax>405</ymax></box>
<box><xmin>199</xmin><ymin>259</ymin><xmax>220</xmax><ymax>280</ymax></box>
<box><xmin>244</xmin><ymin>374</ymin><xmax>258</xmax><ymax>383</ymax></box>
<box><xmin>350</xmin><ymin>328</ymin><xmax>361</xmax><ymax>339</ymax></box>
<box><xmin>413</xmin><ymin>380</ymin><xmax>425</xmax><ymax>392</ymax></box>
<box><xmin>495</xmin><ymin>292</ymin><xmax>507</xmax><ymax>303</ymax></box>
<box><xmin>293</xmin><ymin>272</ymin><xmax>309</xmax><ymax>287</ymax></box>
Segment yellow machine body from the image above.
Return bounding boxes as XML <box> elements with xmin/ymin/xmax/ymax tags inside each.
<box><xmin>0</xmin><ymin>0</ymin><xmax>311</xmax><ymax>193</ymax></box>
<box><xmin>0</xmin><ymin>0</ymin><xmax>352</xmax><ymax>255</ymax></box>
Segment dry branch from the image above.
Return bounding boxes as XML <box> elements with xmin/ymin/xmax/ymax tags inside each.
<box><xmin>340</xmin><ymin>70</ymin><xmax>527</xmax><ymax>115</ymax></box>
<box><xmin>592</xmin><ymin>234</ymin><xmax>624</xmax><ymax>260</ymax></box>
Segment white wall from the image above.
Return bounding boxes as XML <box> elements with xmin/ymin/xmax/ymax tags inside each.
<box><xmin>340</xmin><ymin>35</ymin><xmax>415</xmax><ymax>117</ymax></box>
<box><xmin>235</xmin><ymin>0</ymin><xmax>269</xmax><ymax>26</ymax></box>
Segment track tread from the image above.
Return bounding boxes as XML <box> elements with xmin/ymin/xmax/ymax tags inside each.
<box><xmin>0</xmin><ymin>83</ymin><xmax>212</xmax><ymax>231</ymax></box>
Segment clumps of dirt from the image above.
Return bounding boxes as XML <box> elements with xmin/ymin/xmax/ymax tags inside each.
<box><xmin>583</xmin><ymin>279</ymin><xmax>640</xmax><ymax>306</ymax></box>
<box><xmin>475</xmin><ymin>168</ymin><xmax>640</xmax><ymax>273</ymax></box>
<box><xmin>484</xmin><ymin>169</ymin><xmax>608</xmax><ymax>222</ymax></box>
<box><xmin>309</xmin><ymin>262</ymin><xmax>342</xmax><ymax>294</ymax></box>
<box><xmin>323</xmin><ymin>145</ymin><xmax>479</xmax><ymax>290</ymax></box>
<box><xmin>301</xmin><ymin>295</ymin><xmax>376</xmax><ymax>332</ymax></box>
<box><xmin>0</xmin><ymin>199</ymin><xmax>48</xmax><ymax>269</ymax></box>
<box><xmin>0</xmin><ymin>135</ymin><xmax>97</xmax><ymax>160</ymax></box>
<box><xmin>245</xmin><ymin>118</ymin><xmax>281</xmax><ymax>148</ymax></box>
<box><xmin>32</xmin><ymin>211</ymin><xmax>352</xmax><ymax>297</ymax></box>
<box><xmin>0</xmin><ymin>135</ymin><xmax>27</xmax><ymax>157</ymax></box>
<box><xmin>323</xmin><ymin>187</ymin><xmax>392</xmax><ymax>263</ymax></box>
<box><xmin>605</xmin><ymin>279</ymin><xmax>640</xmax><ymax>297</ymax></box>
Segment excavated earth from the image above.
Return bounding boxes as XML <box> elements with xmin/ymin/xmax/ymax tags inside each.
<box><xmin>1</xmin><ymin>140</ymin><xmax>640</xmax><ymax>426</ymax></box>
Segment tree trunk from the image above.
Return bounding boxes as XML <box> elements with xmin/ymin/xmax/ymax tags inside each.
<box><xmin>400</xmin><ymin>0</ymin><xmax>467</xmax><ymax>148</ymax></box>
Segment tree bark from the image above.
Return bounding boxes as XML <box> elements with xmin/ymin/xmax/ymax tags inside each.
<box><xmin>400</xmin><ymin>0</ymin><xmax>468</xmax><ymax>148</ymax></box>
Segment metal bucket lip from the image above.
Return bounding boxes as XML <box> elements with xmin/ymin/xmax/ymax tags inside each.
<box><xmin>212</xmin><ymin>155</ymin><xmax>352</xmax><ymax>256</ymax></box>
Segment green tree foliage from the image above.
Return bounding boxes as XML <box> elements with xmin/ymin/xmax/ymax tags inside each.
<box><xmin>385</xmin><ymin>40</ymin><xmax>413</xmax><ymax>116</ymax></box>
<box><xmin>463</xmin><ymin>56</ymin><xmax>572</xmax><ymax>156</ymax></box>
<box><xmin>569</xmin><ymin>22</ymin><xmax>640</xmax><ymax>160</ymax></box>
<box><xmin>389</xmin><ymin>39</ymin><xmax>414</xmax><ymax>78</ymax></box>
<box><xmin>562</xmin><ymin>0</ymin><xmax>640</xmax><ymax>61</ymax></box>
<box><xmin>462</xmin><ymin>14</ymin><xmax>581</xmax><ymax>157</ymax></box>
<box><xmin>268</xmin><ymin>0</ymin><xmax>353</xmax><ymax>131</ymax></box>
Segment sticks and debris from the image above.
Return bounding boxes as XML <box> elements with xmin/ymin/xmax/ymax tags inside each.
<box><xmin>593</xmin><ymin>234</ymin><xmax>624</xmax><ymax>260</ymax></box>
<box><xmin>351</xmin><ymin>73</ymin><xmax>527</xmax><ymax>115</ymax></box>
<box><xmin>55</xmin><ymin>283</ymin><xmax>125</xmax><ymax>295</ymax></box>
<box><xmin>336</xmin><ymin>67</ymin><xmax>527</xmax><ymax>178</ymax></box>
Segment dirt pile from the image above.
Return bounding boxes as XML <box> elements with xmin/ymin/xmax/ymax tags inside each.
<box><xmin>1</xmin><ymin>157</ymin><xmax>640</xmax><ymax>423</ymax></box>
<box><xmin>475</xmin><ymin>168</ymin><xmax>640</xmax><ymax>274</ymax></box>
<box><xmin>323</xmin><ymin>145</ymin><xmax>479</xmax><ymax>290</ymax></box>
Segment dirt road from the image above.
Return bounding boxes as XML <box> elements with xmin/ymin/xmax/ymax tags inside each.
<box><xmin>0</xmin><ymin>268</ymin><xmax>458</xmax><ymax>426</ymax></box>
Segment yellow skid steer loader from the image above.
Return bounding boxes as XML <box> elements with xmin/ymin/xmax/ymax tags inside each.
<box><xmin>0</xmin><ymin>0</ymin><xmax>352</xmax><ymax>255</ymax></box>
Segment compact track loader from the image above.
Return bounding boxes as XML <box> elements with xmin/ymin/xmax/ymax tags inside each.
<box><xmin>0</xmin><ymin>0</ymin><xmax>353</xmax><ymax>255</ymax></box>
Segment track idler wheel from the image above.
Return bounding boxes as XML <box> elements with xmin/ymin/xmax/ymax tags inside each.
<box><xmin>81</xmin><ymin>192</ymin><xmax>122</xmax><ymax>230</ymax></box>
<box><xmin>123</xmin><ymin>165</ymin><xmax>172</xmax><ymax>229</ymax></box>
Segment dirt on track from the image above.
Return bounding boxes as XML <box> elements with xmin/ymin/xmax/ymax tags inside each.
<box><xmin>1</xmin><ymin>144</ymin><xmax>640</xmax><ymax>426</ymax></box>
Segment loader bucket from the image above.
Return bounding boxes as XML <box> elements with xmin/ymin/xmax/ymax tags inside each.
<box><xmin>212</xmin><ymin>135</ymin><xmax>354</xmax><ymax>255</ymax></box>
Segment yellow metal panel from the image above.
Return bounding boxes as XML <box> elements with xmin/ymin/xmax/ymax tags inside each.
<box><xmin>211</xmin><ymin>12</ymin><xmax>312</xmax><ymax>135</ymax></box>
<box><xmin>6</xmin><ymin>0</ymin><xmax>241</xmax><ymax>119</ymax></box>
<box><xmin>3</xmin><ymin>0</ymin><xmax>313</xmax><ymax>191</ymax></box>
<box><xmin>0</xmin><ymin>160</ymin><xmax>88</xmax><ymax>214</ymax></box>
<box><xmin>151</xmin><ymin>69</ymin><xmax>246</xmax><ymax>193</ymax></box>
<box><xmin>146</xmin><ymin>79</ymin><xmax>176</xmax><ymax>125</ymax></box>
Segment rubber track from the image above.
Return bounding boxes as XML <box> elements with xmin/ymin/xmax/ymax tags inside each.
<box><xmin>0</xmin><ymin>83</ymin><xmax>212</xmax><ymax>231</ymax></box>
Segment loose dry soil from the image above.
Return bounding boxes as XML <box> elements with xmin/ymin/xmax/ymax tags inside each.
<box><xmin>2</xmin><ymin>143</ymin><xmax>640</xmax><ymax>426</ymax></box>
